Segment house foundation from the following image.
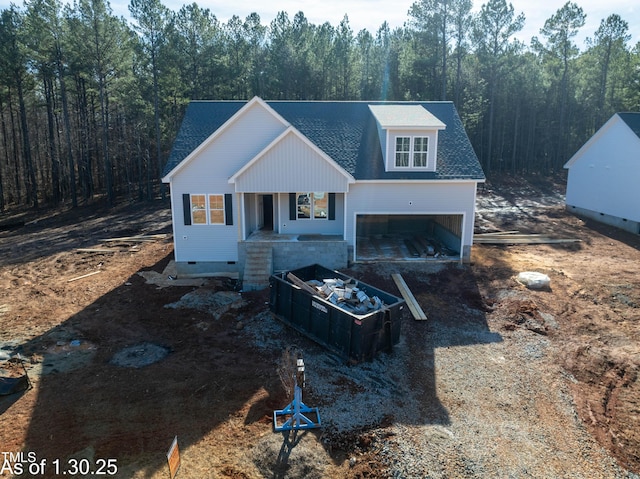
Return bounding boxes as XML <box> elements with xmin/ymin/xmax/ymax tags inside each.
<box><xmin>567</xmin><ymin>205</ymin><xmax>640</xmax><ymax>234</ymax></box>
<box><xmin>239</xmin><ymin>236</ymin><xmax>348</xmax><ymax>273</ymax></box>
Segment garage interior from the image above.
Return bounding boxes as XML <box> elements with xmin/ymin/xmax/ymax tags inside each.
<box><xmin>355</xmin><ymin>214</ymin><xmax>463</xmax><ymax>262</ymax></box>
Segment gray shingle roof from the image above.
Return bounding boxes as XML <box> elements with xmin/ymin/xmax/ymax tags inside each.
<box><xmin>163</xmin><ymin>100</ymin><xmax>485</xmax><ymax>181</ymax></box>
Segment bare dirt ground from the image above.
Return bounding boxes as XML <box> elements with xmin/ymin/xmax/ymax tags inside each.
<box><xmin>0</xmin><ymin>176</ymin><xmax>639</xmax><ymax>478</ymax></box>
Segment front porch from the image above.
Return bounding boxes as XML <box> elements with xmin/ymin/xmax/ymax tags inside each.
<box><xmin>239</xmin><ymin>230</ymin><xmax>349</xmax><ymax>291</ymax></box>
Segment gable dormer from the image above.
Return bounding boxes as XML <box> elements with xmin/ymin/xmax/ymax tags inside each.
<box><xmin>369</xmin><ymin>104</ymin><xmax>446</xmax><ymax>172</ymax></box>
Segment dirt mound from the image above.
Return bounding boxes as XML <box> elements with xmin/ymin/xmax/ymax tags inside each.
<box><xmin>500</xmin><ymin>298</ymin><xmax>550</xmax><ymax>335</ymax></box>
<box><xmin>564</xmin><ymin>344</ymin><xmax>640</xmax><ymax>471</ymax></box>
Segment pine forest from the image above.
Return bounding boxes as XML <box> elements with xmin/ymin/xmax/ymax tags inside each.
<box><xmin>1</xmin><ymin>0</ymin><xmax>638</xmax><ymax>209</ymax></box>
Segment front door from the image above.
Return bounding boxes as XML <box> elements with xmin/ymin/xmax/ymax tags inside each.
<box><xmin>262</xmin><ymin>194</ymin><xmax>273</xmax><ymax>230</ymax></box>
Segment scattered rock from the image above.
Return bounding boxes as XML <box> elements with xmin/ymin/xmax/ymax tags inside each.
<box><xmin>195</xmin><ymin>321</ymin><xmax>209</xmax><ymax>331</ymax></box>
<box><xmin>138</xmin><ymin>261</ymin><xmax>209</xmax><ymax>288</ymax></box>
<box><xmin>165</xmin><ymin>289</ymin><xmax>245</xmax><ymax>319</ymax></box>
<box><xmin>517</xmin><ymin>272</ymin><xmax>550</xmax><ymax>290</ymax></box>
<box><xmin>110</xmin><ymin>343</ymin><xmax>169</xmax><ymax>368</ymax></box>
<box><xmin>30</xmin><ymin>354</ymin><xmax>43</xmax><ymax>364</ymax></box>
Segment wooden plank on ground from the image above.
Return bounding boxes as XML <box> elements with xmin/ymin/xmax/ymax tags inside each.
<box><xmin>473</xmin><ymin>231</ymin><xmax>581</xmax><ymax>245</ymax></box>
<box><xmin>474</xmin><ymin>230</ymin><xmax>520</xmax><ymax>236</ymax></box>
<box><xmin>67</xmin><ymin>270</ymin><xmax>101</xmax><ymax>282</ymax></box>
<box><xmin>76</xmin><ymin>248</ymin><xmax>128</xmax><ymax>253</ymax></box>
<box><xmin>475</xmin><ymin>233</ymin><xmax>544</xmax><ymax>239</ymax></box>
<box><xmin>403</xmin><ymin>239</ymin><xmax>421</xmax><ymax>257</ymax></box>
<box><xmin>391</xmin><ymin>273</ymin><xmax>427</xmax><ymax>320</ymax></box>
<box><xmin>99</xmin><ymin>234</ymin><xmax>168</xmax><ymax>243</ymax></box>
<box><xmin>473</xmin><ymin>236</ymin><xmax>581</xmax><ymax>244</ymax></box>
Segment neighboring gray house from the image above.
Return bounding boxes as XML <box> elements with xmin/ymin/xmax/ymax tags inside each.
<box><xmin>162</xmin><ymin>97</ymin><xmax>485</xmax><ymax>288</ymax></box>
<box><xmin>564</xmin><ymin>113</ymin><xmax>640</xmax><ymax>234</ymax></box>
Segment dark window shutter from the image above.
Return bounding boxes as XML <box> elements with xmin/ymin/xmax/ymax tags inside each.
<box><xmin>328</xmin><ymin>193</ymin><xmax>336</xmax><ymax>220</ymax></box>
<box><xmin>289</xmin><ymin>193</ymin><xmax>297</xmax><ymax>221</ymax></box>
<box><xmin>224</xmin><ymin>194</ymin><xmax>233</xmax><ymax>225</ymax></box>
<box><xmin>182</xmin><ymin>194</ymin><xmax>191</xmax><ymax>225</ymax></box>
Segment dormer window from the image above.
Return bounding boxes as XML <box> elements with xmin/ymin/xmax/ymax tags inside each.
<box><xmin>369</xmin><ymin>104</ymin><xmax>445</xmax><ymax>173</ymax></box>
<box><xmin>393</xmin><ymin>135</ymin><xmax>431</xmax><ymax>169</ymax></box>
<box><xmin>396</xmin><ymin>136</ymin><xmax>429</xmax><ymax>168</ymax></box>
<box><xmin>395</xmin><ymin>136</ymin><xmax>429</xmax><ymax>168</ymax></box>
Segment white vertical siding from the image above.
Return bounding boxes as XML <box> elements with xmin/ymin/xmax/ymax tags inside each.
<box><xmin>170</xmin><ymin>102</ymin><xmax>287</xmax><ymax>263</ymax></box>
<box><xmin>566</xmin><ymin>119</ymin><xmax>640</xmax><ymax>222</ymax></box>
<box><xmin>171</xmin><ymin>188</ymin><xmax>240</xmax><ymax>262</ymax></box>
<box><xmin>176</xmin><ymin>103</ymin><xmax>288</xmax><ymax>185</ymax></box>
<box><xmin>233</xmin><ymin>131</ymin><xmax>351</xmax><ymax>193</ymax></box>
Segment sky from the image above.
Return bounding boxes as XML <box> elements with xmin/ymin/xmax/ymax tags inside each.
<box><xmin>149</xmin><ymin>0</ymin><xmax>639</xmax><ymax>48</ymax></box>
<box><xmin>2</xmin><ymin>0</ymin><xmax>638</xmax><ymax>49</ymax></box>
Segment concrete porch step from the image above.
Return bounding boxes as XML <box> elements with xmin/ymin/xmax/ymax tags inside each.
<box><xmin>242</xmin><ymin>243</ymin><xmax>273</xmax><ymax>291</ymax></box>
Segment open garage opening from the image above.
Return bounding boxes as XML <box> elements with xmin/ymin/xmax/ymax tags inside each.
<box><xmin>355</xmin><ymin>214</ymin><xmax>463</xmax><ymax>262</ymax></box>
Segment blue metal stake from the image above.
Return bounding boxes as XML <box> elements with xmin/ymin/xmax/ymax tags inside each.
<box><xmin>273</xmin><ymin>358</ymin><xmax>321</xmax><ymax>432</ymax></box>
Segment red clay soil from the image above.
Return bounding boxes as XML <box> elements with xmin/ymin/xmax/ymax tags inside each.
<box><xmin>0</xmin><ymin>177</ymin><xmax>638</xmax><ymax>477</ymax></box>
